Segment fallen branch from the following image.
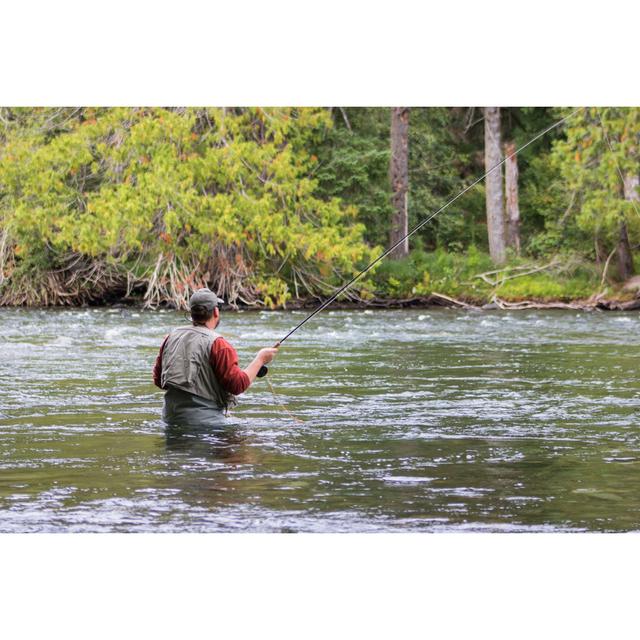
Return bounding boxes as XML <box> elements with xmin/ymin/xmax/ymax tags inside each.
<box><xmin>488</xmin><ymin>294</ymin><xmax>634</xmax><ymax>311</ymax></box>
<box><xmin>490</xmin><ymin>296</ymin><xmax>586</xmax><ymax>310</ymax></box>
<box><xmin>475</xmin><ymin>259</ymin><xmax>560</xmax><ymax>287</ymax></box>
<box><xmin>599</xmin><ymin>245</ymin><xmax>618</xmax><ymax>291</ymax></box>
<box><xmin>430</xmin><ymin>291</ymin><xmax>479</xmax><ymax>309</ymax></box>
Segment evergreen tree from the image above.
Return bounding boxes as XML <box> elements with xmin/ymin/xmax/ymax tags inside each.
<box><xmin>552</xmin><ymin>107</ymin><xmax>640</xmax><ymax>280</ymax></box>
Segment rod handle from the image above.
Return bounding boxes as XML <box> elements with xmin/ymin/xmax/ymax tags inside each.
<box><xmin>257</xmin><ymin>342</ymin><xmax>281</xmax><ymax>378</ymax></box>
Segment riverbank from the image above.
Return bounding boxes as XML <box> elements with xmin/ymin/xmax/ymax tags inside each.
<box><xmin>2</xmin><ymin>248</ymin><xmax>639</xmax><ymax>311</ymax></box>
<box><xmin>3</xmin><ymin>289</ymin><xmax>639</xmax><ymax>312</ymax></box>
<box><xmin>254</xmin><ymin>290</ymin><xmax>640</xmax><ymax>312</ymax></box>
<box><xmin>362</xmin><ymin>248</ymin><xmax>640</xmax><ymax>311</ymax></box>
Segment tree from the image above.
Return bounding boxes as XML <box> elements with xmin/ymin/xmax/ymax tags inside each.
<box><xmin>408</xmin><ymin>107</ymin><xmax>472</xmax><ymax>251</ymax></box>
<box><xmin>620</xmin><ymin>174</ymin><xmax>638</xmax><ymax>279</ymax></box>
<box><xmin>0</xmin><ymin>107</ymin><xmax>375</xmax><ymax>307</ymax></box>
<box><xmin>504</xmin><ymin>140</ymin><xmax>521</xmax><ymax>254</ymax></box>
<box><xmin>484</xmin><ymin>107</ymin><xmax>507</xmax><ymax>264</ymax></box>
<box><xmin>314</xmin><ymin>108</ymin><xmax>473</xmax><ymax>253</ymax></box>
<box><xmin>552</xmin><ymin>107</ymin><xmax>640</xmax><ymax>281</ymax></box>
<box><xmin>313</xmin><ymin>108</ymin><xmax>392</xmax><ymax>248</ymax></box>
<box><xmin>389</xmin><ymin>107</ymin><xmax>410</xmax><ymax>258</ymax></box>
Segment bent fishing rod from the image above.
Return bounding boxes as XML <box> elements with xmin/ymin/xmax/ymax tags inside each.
<box><xmin>257</xmin><ymin>107</ymin><xmax>582</xmax><ymax>378</ymax></box>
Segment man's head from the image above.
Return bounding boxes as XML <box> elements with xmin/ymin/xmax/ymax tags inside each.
<box><xmin>189</xmin><ymin>288</ymin><xmax>224</xmax><ymax>329</ymax></box>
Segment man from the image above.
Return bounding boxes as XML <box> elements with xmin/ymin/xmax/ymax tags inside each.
<box><xmin>153</xmin><ymin>288</ymin><xmax>278</xmax><ymax>426</ymax></box>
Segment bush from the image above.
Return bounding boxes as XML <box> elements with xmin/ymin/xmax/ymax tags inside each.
<box><xmin>0</xmin><ymin>107</ymin><xmax>376</xmax><ymax>308</ymax></box>
<box><xmin>371</xmin><ymin>247</ymin><xmax>601</xmax><ymax>302</ymax></box>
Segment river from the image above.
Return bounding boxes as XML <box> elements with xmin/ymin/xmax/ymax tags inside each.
<box><xmin>1</xmin><ymin>307</ymin><xmax>639</xmax><ymax>532</ymax></box>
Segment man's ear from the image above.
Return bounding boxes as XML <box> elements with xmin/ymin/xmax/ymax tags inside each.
<box><xmin>213</xmin><ymin>307</ymin><xmax>220</xmax><ymax>320</ymax></box>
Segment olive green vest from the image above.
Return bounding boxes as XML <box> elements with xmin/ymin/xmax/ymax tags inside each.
<box><xmin>160</xmin><ymin>325</ymin><xmax>227</xmax><ymax>408</ymax></box>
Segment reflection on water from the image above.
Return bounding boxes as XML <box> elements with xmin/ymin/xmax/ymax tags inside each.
<box><xmin>1</xmin><ymin>306</ymin><xmax>639</xmax><ymax>532</ymax></box>
<box><xmin>164</xmin><ymin>423</ymin><xmax>253</xmax><ymax>463</ymax></box>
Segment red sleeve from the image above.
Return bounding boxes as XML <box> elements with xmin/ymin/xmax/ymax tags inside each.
<box><xmin>210</xmin><ymin>337</ymin><xmax>251</xmax><ymax>395</ymax></box>
<box><xmin>153</xmin><ymin>335</ymin><xmax>169</xmax><ymax>388</ymax></box>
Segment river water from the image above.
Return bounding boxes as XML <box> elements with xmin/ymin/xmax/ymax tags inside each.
<box><xmin>1</xmin><ymin>307</ymin><xmax>639</xmax><ymax>532</ymax></box>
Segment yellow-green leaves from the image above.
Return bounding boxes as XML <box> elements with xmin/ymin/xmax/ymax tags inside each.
<box><xmin>552</xmin><ymin>107</ymin><xmax>640</xmax><ymax>245</ymax></box>
<box><xmin>0</xmin><ymin>107</ymin><xmax>372</xmax><ymax>307</ymax></box>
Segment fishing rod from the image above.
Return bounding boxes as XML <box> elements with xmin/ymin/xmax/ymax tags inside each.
<box><xmin>257</xmin><ymin>107</ymin><xmax>582</xmax><ymax>378</ymax></box>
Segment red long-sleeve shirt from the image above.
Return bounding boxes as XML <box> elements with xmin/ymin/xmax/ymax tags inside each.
<box><xmin>153</xmin><ymin>335</ymin><xmax>250</xmax><ymax>396</ymax></box>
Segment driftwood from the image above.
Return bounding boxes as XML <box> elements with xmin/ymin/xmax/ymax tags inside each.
<box><xmin>605</xmin><ymin>298</ymin><xmax>640</xmax><ymax>311</ymax></box>
<box><xmin>474</xmin><ymin>259</ymin><xmax>560</xmax><ymax>287</ymax></box>
<box><xmin>429</xmin><ymin>292</ymin><xmax>479</xmax><ymax>309</ymax></box>
<box><xmin>490</xmin><ymin>296</ymin><xmax>587</xmax><ymax>311</ymax></box>
<box><xmin>489</xmin><ymin>294</ymin><xmax>640</xmax><ymax>311</ymax></box>
<box><xmin>346</xmin><ymin>292</ymin><xmax>480</xmax><ymax>310</ymax></box>
<box><xmin>290</xmin><ymin>290</ymin><xmax>640</xmax><ymax>313</ymax></box>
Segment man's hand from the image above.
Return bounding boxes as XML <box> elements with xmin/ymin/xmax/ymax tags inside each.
<box><xmin>244</xmin><ymin>345</ymin><xmax>280</xmax><ymax>384</ymax></box>
<box><xmin>258</xmin><ymin>347</ymin><xmax>279</xmax><ymax>365</ymax></box>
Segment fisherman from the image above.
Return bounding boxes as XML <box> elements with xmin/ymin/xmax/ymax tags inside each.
<box><xmin>153</xmin><ymin>288</ymin><xmax>279</xmax><ymax>426</ymax></box>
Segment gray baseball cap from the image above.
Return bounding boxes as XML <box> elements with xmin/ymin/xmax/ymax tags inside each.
<box><xmin>189</xmin><ymin>288</ymin><xmax>224</xmax><ymax>311</ymax></box>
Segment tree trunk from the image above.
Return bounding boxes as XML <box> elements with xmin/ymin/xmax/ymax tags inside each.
<box><xmin>483</xmin><ymin>107</ymin><xmax>506</xmax><ymax>264</ymax></box>
<box><xmin>504</xmin><ymin>140</ymin><xmax>521</xmax><ymax>255</ymax></box>
<box><xmin>389</xmin><ymin>107</ymin><xmax>410</xmax><ymax>259</ymax></box>
<box><xmin>619</xmin><ymin>174</ymin><xmax>638</xmax><ymax>280</ymax></box>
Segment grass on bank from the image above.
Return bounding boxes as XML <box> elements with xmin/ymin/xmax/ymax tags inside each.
<box><xmin>367</xmin><ymin>247</ymin><xmax>610</xmax><ymax>304</ymax></box>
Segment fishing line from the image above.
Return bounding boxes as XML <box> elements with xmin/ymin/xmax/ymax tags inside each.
<box><xmin>264</xmin><ymin>375</ymin><xmax>305</xmax><ymax>423</ymax></box>
<box><xmin>258</xmin><ymin>108</ymin><xmax>583</xmax><ymax>417</ymax></box>
<box><xmin>269</xmin><ymin>107</ymin><xmax>583</xmax><ymax>352</ymax></box>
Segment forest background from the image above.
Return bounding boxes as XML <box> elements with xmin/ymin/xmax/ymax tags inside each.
<box><xmin>1</xmin><ymin>106</ymin><xmax>639</xmax><ymax>310</ymax></box>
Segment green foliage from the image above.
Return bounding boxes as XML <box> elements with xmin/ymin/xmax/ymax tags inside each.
<box><xmin>313</xmin><ymin>108</ymin><xmax>393</xmax><ymax>247</ymax></box>
<box><xmin>371</xmin><ymin>246</ymin><xmax>494</xmax><ymax>298</ymax></box>
<box><xmin>519</xmin><ymin>151</ymin><xmax>591</xmax><ymax>257</ymax></box>
<box><xmin>371</xmin><ymin>247</ymin><xmax>600</xmax><ymax>302</ymax></box>
<box><xmin>407</xmin><ymin>108</ymin><xmax>479</xmax><ymax>251</ymax></box>
<box><xmin>313</xmin><ymin>108</ymin><xmax>488</xmax><ymax>253</ymax></box>
<box><xmin>495</xmin><ymin>268</ymin><xmax>597</xmax><ymax>301</ymax></box>
<box><xmin>551</xmin><ymin>107</ymin><xmax>640</xmax><ymax>250</ymax></box>
<box><xmin>0</xmin><ymin>107</ymin><xmax>375</xmax><ymax>307</ymax></box>
<box><xmin>1</xmin><ymin>106</ymin><xmax>638</xmax><ymax>307</ymax></box>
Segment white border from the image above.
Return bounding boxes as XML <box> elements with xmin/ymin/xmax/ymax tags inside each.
<box><xmin>1</xmin><ymin>533</ymin><xmax>638</xmax><ymax>639</ymax></box>
<box><xmin>1</xmin><ymin>1</ymin><xmax>639</xmax><ymax>636</ymax></box>
<box><xmin>1</xmin><ymin>1</ymin><xmax>639</xmax><ymax>105</ymax></box>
